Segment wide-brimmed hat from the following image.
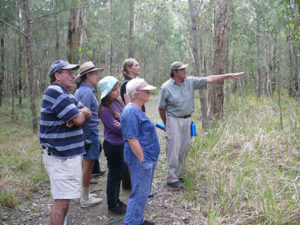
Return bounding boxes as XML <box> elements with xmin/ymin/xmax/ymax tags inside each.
<box><xmin>76</xmin><ymin>61</ymin><xmax>104</xmax><ymax>80</ymax></box>
<box><xmin>170</xmin><ymin>61</ymin><xmax>188</xmax><ymax>75</ymax></box>
<box><xmin>98</xmin><ymin>76</ymin><xmax>118</xmax><ymax>100</ymax></box>
<box><xmin>49</xmin><ymin>60</ymin><xmax>79</xmax><ymax>76</ymax></box>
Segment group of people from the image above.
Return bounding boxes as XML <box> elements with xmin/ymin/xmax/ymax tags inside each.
<box><xmin>40</xmin><ymin>58</ymin><xmax>243</xmax><ymax>225</ymax></box>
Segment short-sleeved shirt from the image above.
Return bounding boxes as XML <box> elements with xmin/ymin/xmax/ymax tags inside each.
<box><xmin>120</xmin><ymin>104</ymin><xmax>160</xmax><ymax>162</ymax></box>
<box><xmin>120</xmin><ymin>76</ymin><xmax>145</xmax><ymax>112</ymax></box>
<box><xmin>99</xmin><ymin>100</ymin><xmax>124</xmax><ymax>145</ymax></box>
<box><xmin>74</xmin><ymin>82</ymin><xmax>100</xmax><ymax>136</ymax></box>
<box><xmin>158</xmin><ymin>77</ymin><xmax>208</xmax><ymax>117</ymax></box>
<box><xmin>40</xmin><ymin>84</ymin><xmax>85</xmax><ymax>158</ymax></box>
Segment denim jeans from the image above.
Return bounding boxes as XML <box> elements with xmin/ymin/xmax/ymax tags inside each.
<box><xmin>103</xmin><ymin>140</ymin><xmax>125</xmax><ymax>208</ymax></box>
<box><xmin>123</xmin><ymin>159</ymin><xmax>157</xmax><ymax>225</ymax></box>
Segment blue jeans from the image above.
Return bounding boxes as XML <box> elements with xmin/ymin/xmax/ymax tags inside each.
<box><xmin>123</xmin><ymin>159</ymin><xmax>157</xmax><ymax>225</ymax></box>
<box><xmin>83</xmin><ymin>132</ymin><xmax>100</xmax><ymax>160</ymax></box>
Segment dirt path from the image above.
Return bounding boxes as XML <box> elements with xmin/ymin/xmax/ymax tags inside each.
<box><xmin>2</xmin><ymin>95</ymin><xmax>197</xmax><ymax>225</ymax></box>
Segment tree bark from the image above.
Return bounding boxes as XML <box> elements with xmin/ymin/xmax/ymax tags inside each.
<box><xmin>67</xmin><ymin>0</ymin><xmax>83</xmax><ymax>63</ymax></box>
<box><xmin>23</xmin><ymin>0</ymin><xmax>38</xmax><ymax>132</ymax></box>
<box><xmin>255</xmin><ymin>16</ymin><xmax>262</xmax><ymax>97</ymax></box>
<box><xmin>18</xmin><ymin>7</ymin><xmax>23</xmax><ymax>105</ymax></box>
<box><xmin>208</xmin><ymin>0</ymin><xmax>230</xmax><ymax>120</ymax></box>
<box><xmin>188</xmin><ymin>0</ymin><xmax>208</xmax><ymax>128</ymax></box>
<box><xmin>0</xmin><ymin>25</ymin><xmax>4</xmax><ymax>107</ymax></box>
<box><xmin>55</xmin><ymin>0</ymin><xmax>60</xmax><ymax>59</ymax></box>
<box><xmin>128</xmin><ymin>0</ymin><xmax>136</xmax><ymax>58</ymax></box>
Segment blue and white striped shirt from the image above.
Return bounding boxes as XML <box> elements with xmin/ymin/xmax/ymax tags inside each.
<box><xmin>40</xmin><ymin>84</ymin><xmax>85</xmax><ymax>158</ymax></box>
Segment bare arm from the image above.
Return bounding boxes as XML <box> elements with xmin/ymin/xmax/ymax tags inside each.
<box><xmin>158</xmin><ymin>108</ymin><xmax>166</xmax><ymax>131</ymax></box>
<box><xmin>206</xmin><ymin>72</ymin><xmax>244</xmax><ymax>84</ymax></box>
<box><xmin>66</xmin><ymin>107</ymin><xmax>92</xmax><ymax>127</ymax></box>
<box><xmin>128</xmin><ymin>138</ymin><xmax>144</xmax><ymax>162</ymax></box>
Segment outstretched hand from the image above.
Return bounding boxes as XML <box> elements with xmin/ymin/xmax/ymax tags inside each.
<box><xmin>228</xmin><ymin>72</ymin><xmax>244</xmax><ymax>80</ymax></box>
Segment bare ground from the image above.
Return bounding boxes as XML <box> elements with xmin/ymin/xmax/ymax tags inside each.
<box><xmin>1</xmin><ymin>95</ymin><xmax>199</xmax><ymax>225</ymax></box>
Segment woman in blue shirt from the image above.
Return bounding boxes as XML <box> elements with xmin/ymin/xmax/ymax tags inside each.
<box><xmin>120</xmin><ymin>78</ymin><xmax>160</xmax><ymax>225</ymax></box>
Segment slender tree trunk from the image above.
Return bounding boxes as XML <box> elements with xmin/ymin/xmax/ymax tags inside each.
<box><xmin>188</xmin><ymin>0</ymin><xmax>208</xmax><ymax>128</ymax></box>
<box><xmin>109</xmin><ymin>0</ymin><xmax>113</xmax><ymax>75</ymax></box>
<box><xmin>256</xmin><ymin>19</ymin><xmax>262</xmax><ymax>97</ymax></box>
<box><xmin>18</xmin><ymin>7</ymin><xmax>23</xmax><ymax>105</ymax></box>
<box><xmin>0</xmin><ymin>26</ymin><xmax>4</xmax><ymax>107</ymax></box>
<box><xmin>55</xmin><ymin>0</ymin><xmax>60</xmax><ymax>59</ymax></box>
<box><xmin>67</xmin><ymin>0</ymin><xmax>83</xmax><ymax>63</ymax></box>
<box><xmin>128</xmin><ymin>0</ymin><xmax>135</xmax><ymax>58</ymax></box>
<box><xmin>208</xmin><ymin>0</ymin><xmax>230</xmax><ymax>120</ymax></box>
<box><xmin>231</xmin><ymin>52</ymin><xmax>237</xmax><ymax>92</ymax></box>
<box><xmin>23</xmin><ymin>0</ymin><xmax>38</xmax><ymax>132</ymax></box>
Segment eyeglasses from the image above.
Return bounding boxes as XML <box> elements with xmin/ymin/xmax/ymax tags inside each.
<box><xmin>137</xmin><ymin>90</ymin><xmax>150</xmax><ymax>94</ymax></box>
<box><xmin>60</xmin><ymin>70</ymin><xmax>74</xmax><ymax>76</ymax></box>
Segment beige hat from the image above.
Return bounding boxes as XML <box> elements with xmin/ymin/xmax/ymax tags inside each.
<box><xmin>76</xmin><ymin>61</ymin><xmax>104</xmax><ymax>80</ymax></box>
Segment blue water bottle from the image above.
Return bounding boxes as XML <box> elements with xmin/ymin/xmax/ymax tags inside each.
<box><xmin>156</xmin><ymin>122</ymin><xmax>165</xmax><ymax>130</ymax></box>
<box><xmin>191</xmin><ymin>122</ymin><xmax>196</xmax><ymax>136</ymax></box>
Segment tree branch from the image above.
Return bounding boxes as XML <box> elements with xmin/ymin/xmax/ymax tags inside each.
<box><xmin>30</xmin><ymin>8</ymin><xmax>67</xmax><ymax>22</ymax></box>
<box><xmin>0</xmin><ymin>17</ymin><xmax>27</xmax><ymax>37</ymax></box>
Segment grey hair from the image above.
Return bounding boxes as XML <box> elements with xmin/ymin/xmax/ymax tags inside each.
<box><xmin>126</xmin><ymin>78</ymin><xmax>145</xmax><ymax>99</ymax></box>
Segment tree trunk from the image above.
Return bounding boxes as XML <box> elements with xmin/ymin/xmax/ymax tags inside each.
<box><xmin>0</xmin><ymin>25</ymin><xmax>4</xmax><ymax>107</ymax></box>
<box><xmin>109</xmin><ymin>0</ymin><xmax>113</xmax><ymax>75</ymax></box>
<box><xmin>208</xmin><ymin>0</ymin><xmax>230</xmax><ymax>120</ymax></box>
<box><xmin>67</xmin><ymin>0</ymin><xmax>83</xmax><ymax>63</ymax></box>
<box><xmin>23</xmin><ymin>0</ymin><xmax>38</xmax><ymax>133</ymax></box>
<box><xmin>18</xmin><ymin>7</ymin><xmax>23</xmax><ymax>105</ymax></box>
<box><xmin>55</xmin><ymin>0</ymin><xmax>60</xmax><ymax>59</ymax></box>
<box><xmin>231</xmin><ymin>52</ymin><xmax>237</xmax><ymax>92</ymax></box>
<box><xmin>128</xmin><ymin>0</ymin><xmax>135</xmax><ymax>58</ymax></box>
<box><xmin>256</xmin><ymin>18</ymin><xmax>262</xmax><ymax>97</ymax></box>
<box><xmin>188</xmin><ymin>0</ymin><xmax>208</xmax><ymax>128</ymax></box>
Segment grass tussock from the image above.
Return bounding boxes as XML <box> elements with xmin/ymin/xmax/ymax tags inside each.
<box><xmin>0</xmin><ymin>98</ymin><xmax>48</xmax><ymax>210</ymax></box>
<box><xmin>187</xmin><ymin>93</ymin><xmax>299</xmax><ymax>224</ymax></box>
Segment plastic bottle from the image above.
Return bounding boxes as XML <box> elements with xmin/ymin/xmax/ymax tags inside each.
<box><xmin>191</xmin><ymin>121</ymin><xmax>196</xmax><ymax>136</ymax></box>
<box><xmin>156</xmin><ymin>122</ymin><xmax>165</xmax><ymax>130</ymax></box>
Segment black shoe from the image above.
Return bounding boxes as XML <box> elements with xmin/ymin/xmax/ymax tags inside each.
<box><xmin>167</xmin><ymin>181</ymin><xmax>184</xmax><ymax>189</ymax></box>
<box><xmin>92</xmin><ymin>170</ymin><xmax>106</xmax><ymax>178</ymax></box>
<box><xmin>108</xmin><ymin>201</ymin><xmax>127</xmax><ymax>215</ymax></box>
<box><xmin>140</xmin><ymin>220</ymin><xmax>155</xmax><ymax>225</ymax></box>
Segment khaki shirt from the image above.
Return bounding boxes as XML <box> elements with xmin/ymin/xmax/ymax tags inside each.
<box><xmin>158</xmin><ymin>77</ymin><xmax>207</xmax><ymax>117</ymax></box>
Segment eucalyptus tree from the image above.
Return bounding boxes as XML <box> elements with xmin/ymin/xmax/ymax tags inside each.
<box><xmin>208</xmin><ymin>0</ymin><xmax>230</xmax><ymax>120</ymax></box>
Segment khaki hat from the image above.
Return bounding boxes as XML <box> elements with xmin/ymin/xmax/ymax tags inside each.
<box><xmin>170</xmin><ymin>61</ymin><xmax>188</xmax><ymax>75</ymax></box>
<box><xmin>76</xmin><ymin>61</ymin><xmax>104</xmax><ymax>80</ymax></box>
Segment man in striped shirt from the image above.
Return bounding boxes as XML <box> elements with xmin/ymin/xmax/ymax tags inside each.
<box><xmin>40</xmin><ymin>60</ymin><xmax>92</xmax><ymax>225</ymax></box>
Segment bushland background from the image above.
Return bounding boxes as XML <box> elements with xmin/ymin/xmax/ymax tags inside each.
<box><xmin>0</xmin><ymin>0</ymin><xmax>299</xmax><ymax>224</ymax></box>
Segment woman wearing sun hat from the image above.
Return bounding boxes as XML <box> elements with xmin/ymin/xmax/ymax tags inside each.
<box><xmin>74</xmin><ymin>61</ymin><xmax>104</xmax><ymax>208</ymax></box>
<box><xmin>98</xmin><ymin>76</ymin><xmax>127</xmax><ymax>214</ymax></box>
<box><xmin>120</xmin><ymin>78</ymin><xmax>160</xmax><ymax>225</ymax></box>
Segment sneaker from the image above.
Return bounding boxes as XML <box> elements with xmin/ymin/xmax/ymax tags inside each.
<box><xmin>74</xmin><ymin>193</ymin><xmax>97</xmax><ymax>203</ymax></box>
<box><xmin>80</xmin><ymin>196</ymin><xmax>103</xmax><ymax>208</ymax></box>
<box><xmin>167</xmin><ymin>181</ymin><xmax>184</xmax><ymax>189</ymax></box>
<box><xmin>90</xmin><ymin>177</ymin><xmax>98</xmax><ymax>184</ymax></box>
<box><xmin>140</xmin><ymin>220</ymin><xmax>155</xmax><ymax>225</ymax></box>
<box><xmin>108</xmin><ymin>201</ymin><xmax>127</xmax><ymax>215</ymax></box>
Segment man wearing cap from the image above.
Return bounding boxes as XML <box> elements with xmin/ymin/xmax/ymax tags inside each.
<box><xmin>74</xmin><ymin>61</ymin><xmax>104</xmax><ymax>208</ymax></box>
<box><xmin>40</xmin><ymin>60</ymin><xmax>92</xmax><ymax>225</ymax></box>
<box><xmin>158</xmin><ymin>61</ymin><xmax>244</xmax><ymax>189</ymax></box>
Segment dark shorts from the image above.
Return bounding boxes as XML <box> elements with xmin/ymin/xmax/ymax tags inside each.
<box><xmin>83</xmin><ymin>133</ymin><xmax>101</xmax><ymax>160</ymax></box>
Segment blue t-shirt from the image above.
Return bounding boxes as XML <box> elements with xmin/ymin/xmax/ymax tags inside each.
<box><xmin>40</xmin><ymin>84</ymin><xmax>85</xmax><ymax>158</ymax></box>
<box><xmin>74</xmin><ymin>82</ymin><xmax>100</xmax><ymax>136</ymax></box>
<box><xmin>120</xmin><ymin>104</ymin><xmax>160</xmax><ymax>163</ymax></box>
